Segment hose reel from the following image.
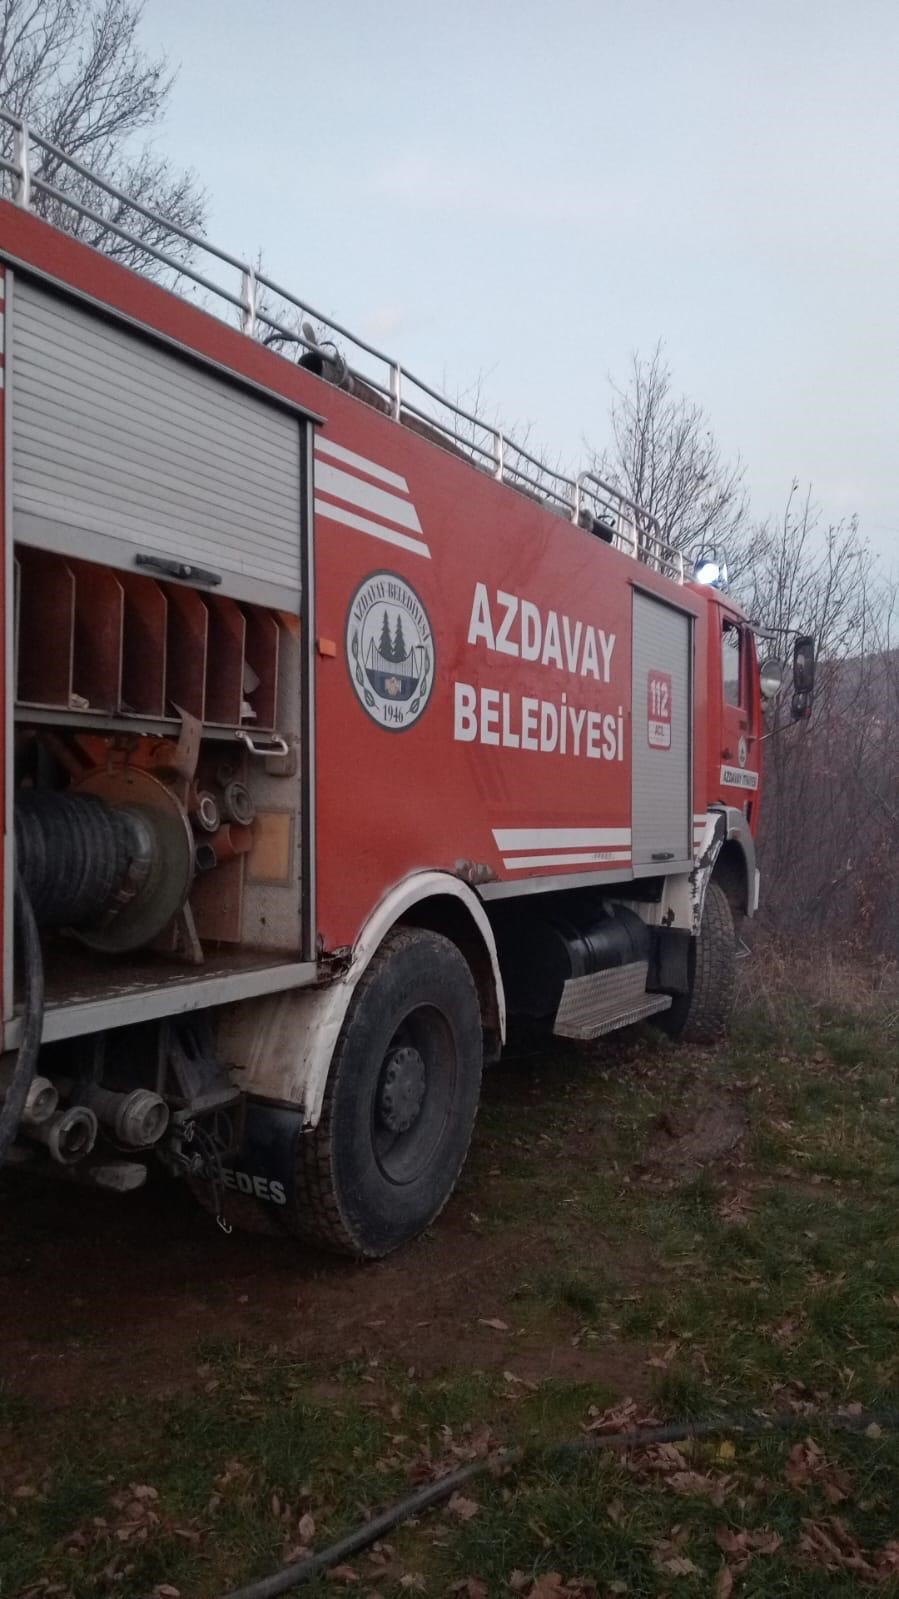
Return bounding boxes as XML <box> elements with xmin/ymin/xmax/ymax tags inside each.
<box><xmin>15</xmin><ymin>768</ymin><xmax>194</xmax><ymax>953</ymax></box>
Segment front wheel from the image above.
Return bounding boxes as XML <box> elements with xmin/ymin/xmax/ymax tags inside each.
<box><xmin>660</xmin><ymin>880</ymin><xmax>735</xmax><ymax>1043</ymax></box>
<box><xmin>296</xmin><ymin>927</ymin><xmax>483</xmax><ymax>1257</ymax></box>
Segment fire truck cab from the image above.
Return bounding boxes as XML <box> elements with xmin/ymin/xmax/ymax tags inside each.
<box><xmin>0</xmin><ymin>112</ymin><xmax>809</xmax><ymax>1256</ymax></box>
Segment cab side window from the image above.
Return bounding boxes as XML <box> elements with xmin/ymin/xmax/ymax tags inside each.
<box><xmin>722</xmin><ymin>622</ymin><xmax>742</xmax><ymax>707</ymax></box>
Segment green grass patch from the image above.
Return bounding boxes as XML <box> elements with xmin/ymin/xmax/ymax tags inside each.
<box><xmin>7</xmin><ymin>992</ymin><xmax>899</xmax><ymax>1593</ymax></box>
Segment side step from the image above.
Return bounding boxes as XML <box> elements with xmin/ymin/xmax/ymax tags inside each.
<box><xmin>553</xmin><ymin>960</ymin><xmax>672</xmax><ymax>1040</ymax></box>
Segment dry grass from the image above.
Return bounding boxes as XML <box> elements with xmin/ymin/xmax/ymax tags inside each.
<box><xmin>737</xmin><ymin>933</ymin><xmax>899</xmax><ymax>1039</ymax></box>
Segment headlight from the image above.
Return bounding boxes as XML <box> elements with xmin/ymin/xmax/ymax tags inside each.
<box><xmin>759</xmin><ymin>656</ymin><xmax>784</xmax><ymax>700</ymax></box>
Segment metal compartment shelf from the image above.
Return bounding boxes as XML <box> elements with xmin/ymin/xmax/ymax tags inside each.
<box><xmin>14</xmin><ymin>546</ymin><xmax>283</xmax><ymax>734</ymax></box>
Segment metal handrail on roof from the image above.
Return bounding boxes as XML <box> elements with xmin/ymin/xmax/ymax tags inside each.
<box><xmin>0</xmin><ymin>107</ymin><xmax>684</xmax><ymax>584</ymax></box>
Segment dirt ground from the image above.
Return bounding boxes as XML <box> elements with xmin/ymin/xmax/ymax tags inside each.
<box><xmin>0</xmin><ymin>1053</ymin><xmax>655</xmax><ymax>1410</ymax></box>
<box><xmin>0</xmin><ymin>1027</ymin><xmax>756</xmax><ymax>1433</ymax></box>
<box><xmin>0</xmin><ymin>1182</ymin><xmax>577</xmax><ymax>1402</ymax></box>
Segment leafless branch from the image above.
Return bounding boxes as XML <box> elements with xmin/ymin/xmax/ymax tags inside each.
<box><xmin>0</xmin><ymin>0</ymin><xmax>206</xmax><ymax>277</ymax></box>
<box><xmin>590</xmin><ymin>343</ymin><xmax>756</xmax><ymax>573</ymax></box>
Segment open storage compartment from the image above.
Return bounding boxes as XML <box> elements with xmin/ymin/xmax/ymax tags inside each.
<box><xmin>14</xmin><ymin>548</ymin><xmax>283</xmax><ymax>733</ymax></box>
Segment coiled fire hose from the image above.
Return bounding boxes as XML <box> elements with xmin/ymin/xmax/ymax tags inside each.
<box><xmin>220</xmin><ymin>1405</ymin><xmax>899</xmax><ymax>1599</ymax></box>
<box><xmin>0</xmin><ymin>872</ymin><xmax>44</xmax><ymax>1167</ymax></box>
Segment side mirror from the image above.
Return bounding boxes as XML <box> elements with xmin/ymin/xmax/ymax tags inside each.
<box><xmin>793</xmin><ymin>635</ymin><xmax>816</xmax><ymax>695</ymax></box>
<box><xmin>791</xmin><ymin>689</ymin><xmax>813</xmax><ymax>723</ymax></box>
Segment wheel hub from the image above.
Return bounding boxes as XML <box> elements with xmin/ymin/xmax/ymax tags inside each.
<box><xmin>377</xmin><ymin>1045</ymin><xmax>426</xmax><ymax>1134</ymax></box>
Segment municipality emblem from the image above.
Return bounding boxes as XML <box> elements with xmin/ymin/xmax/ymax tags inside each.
<box><xmin>346</xmin><ymin>572</ymin><xmax>435</xmax><ymax>730</ymax></box>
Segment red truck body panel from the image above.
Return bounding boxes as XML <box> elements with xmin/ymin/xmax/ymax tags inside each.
<box><xmin>312</xmin><ymin>413</ymin><xmax>710</xmax><ymax>949</ymax></box>
<box><xmin>0</xmin><ymin>201</ymin><xmax>762</xmax><ymax>997</ymax></box>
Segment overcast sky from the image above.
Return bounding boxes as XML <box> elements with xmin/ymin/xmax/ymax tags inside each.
<box><xmin>141</xmin><ymin>0</ymin><xmax>898</xmax><ymax>560</ymax></box>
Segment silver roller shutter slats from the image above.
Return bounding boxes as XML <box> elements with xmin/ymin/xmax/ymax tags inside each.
<box><xmin>631</xmin><ymin>590</ymin><xmax>692</xmax><ymax>865</ymax></box>
<box><xmin>10</xmin><ymin>278</ymin><xmax>301</xmax><ymax>606</ymax></box>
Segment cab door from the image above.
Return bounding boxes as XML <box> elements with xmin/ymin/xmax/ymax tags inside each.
<box><xmin>718</xmin><ymin>618</ymin><xmax>758</xmax><ymax>798</ymax></box>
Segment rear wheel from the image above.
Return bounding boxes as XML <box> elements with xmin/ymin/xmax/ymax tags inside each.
<box><xmin>661</xmin><ymin>880</ymin><xmax>735</xmax><ymax>1043</ymax></box>
<box><xmin>296</xmin><ymin>928</ymin><xmax>483</xmax><ymax>1257</ymax></box>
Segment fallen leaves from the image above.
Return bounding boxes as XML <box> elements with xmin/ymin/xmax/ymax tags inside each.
<box><xmin>446</xmin><ymin>1492</ymin><xmax>480</xmax><ymax>1522</ymax></box>
<box><xmin>406</xmin><ymin>1421</ymin><xmax>500</xmax><ymax>1486</ymax></box>
<box><xmin>104</xmin><ymin>1482</ymin><xmax>162</xmax><ymax>1546</ymax></box>
<box><xmin>655</xmin><ymin>1553</ymin><xmax>699</xmax><ymax>1576</ymax></box>
<box><xmin>645</xmin><ymin>1340</ymin><xmax>680</xmax><ymax>1372</ymax></box>
<box><xmin>632</xmin><ymin>1441</ymin><xmax>691</xmax><ymax>1475</ymax></box>
<box><xmin>667</xmin><ymin>1468</ymin><xmax>737</xmax><ymax>1506</ymax></box>
<box><xmin>648</xmin><ymin>1523</ymin><xmax>701</xmax><ymax>1577</ymax></box>
<box><xmin>127</xmin><ymin>1482</ymin><xmax>158</xmax><ymax>1503</ymax></box>
<box><xmin>784</xmin><ymin>1437</ymin><xmax>851</xmax><ymax>1504</ymax></box>
<box><xmin>584</xmin><ymin>1397</ymin><xmax>658</xmax><ymax>1435</ymax></box>
<box><xmin>519</xmin><ymin>1576</ymin><xmax>599</xmax><ymax>1598</ymax></box>
<box><xmin>505</xmin><ymin>1569</ymin><xmax>603</xmax><ymax>1597</ymax></box>
<box><xmin>709</xmin><ymin>1522</ymin><xmax>786</xmax><ymax>1590</ymax></box>
<box><xmin>617</xmin><ymin>1436</ymin><xmax>739</xmax><ymax>1511</ymax></box>
<box><xmin>503</xmin><ymin>1370</ymin><xmax>538</xmax><ymax>1392</ymax></box>
<box><xmin>797</xmin><ymin>1517</ymin><xmax>899</xmax><ymax>1584</ymax></box>
<box><xmin>15</xmin><ymin>1472</ymin><xmax>215</xmax><ymax>1587</ymax></box>
<box><xmin>715</xmin><ymin>1525</ymin><xmax>783</xmax><ymax>1563</ymax></box>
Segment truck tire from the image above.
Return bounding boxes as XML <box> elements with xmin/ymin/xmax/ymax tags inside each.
<box><xmin>295</xmin><ymin>927</ymin><xmax>483</xmax><ymax>1258</ymax></box>
<box><xmin>661</xmin><ymin>880</ymin><xmax>735</xmax><ymax>1043</ymax></box>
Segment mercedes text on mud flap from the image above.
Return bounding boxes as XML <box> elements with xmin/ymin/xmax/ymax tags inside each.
<box><xmin>0</xmin><ymin>108</ymin><xmax>815</xmax><ymax>1255</ymax></box>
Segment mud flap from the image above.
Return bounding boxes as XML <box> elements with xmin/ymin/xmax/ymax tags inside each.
<box><xmin>218</xmin><ymin>1101</ymin><xmax>307</xmax><ymax>1235</ymax></box>
<box><xmin>649</xmin><ymin>926</ymin><xmax>691</xmax><ymax>994</ymax></box>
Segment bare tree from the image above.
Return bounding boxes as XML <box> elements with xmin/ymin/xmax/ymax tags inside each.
<box><xmin>593</xmin><ymin>348</ymin><xmax>899</xmax><ymax>951</ymax></box>
<box><xmin>592</xmin><ymin>343</ymin><xmax>756</xmax><ymax>573</ymax></box>
<box><xmin>0</xmin><ymin>0</ymin><xmax>205</xmax><ymax>272</ymax></box>
<box><xmin>750</xmin><ymin>483</ymin><xmax>872</xmax><ymax>666</ymax></box>
<box><xmin>747</xmin><ymin>486</ymin><xmax>899</xmax><ymax>949</ymax></box>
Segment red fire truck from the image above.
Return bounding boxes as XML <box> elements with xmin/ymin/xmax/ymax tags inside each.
<box><xmin>0</xmin><ymin>114</ymin><xmax>814</xmax><ymax>1255</ymax></box>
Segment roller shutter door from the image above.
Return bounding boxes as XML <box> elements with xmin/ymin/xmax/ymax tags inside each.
<box><xmin>10</xmin><ymin>277</ymin><xmax>302</xmax><ymax>609</ymax></box>
<box><xmin>631</xmin><ymin>591</ymin><xmax>692</xmax><ymax>867</ymax></box>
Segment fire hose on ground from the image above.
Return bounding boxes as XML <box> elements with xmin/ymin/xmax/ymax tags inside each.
<box><xmin>219</xmin><ymin>1405</ymin><xmax>899</xmax><ymax>1599</ymax></box>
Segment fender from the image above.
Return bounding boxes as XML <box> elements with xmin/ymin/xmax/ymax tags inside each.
<box><xmin>216</xmin><ymin>871</ymin><xmax>506</xmax><ymax>1128</ymax></box>
<box><xmin>659</xmin><ymin>808</ymin><xmax>757</xmax><ymax>935</ymax></box>
<box><xmin>713</xmin><ymin>806</ymin><xmax>759</xmax><ymax>916</ymax></box>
